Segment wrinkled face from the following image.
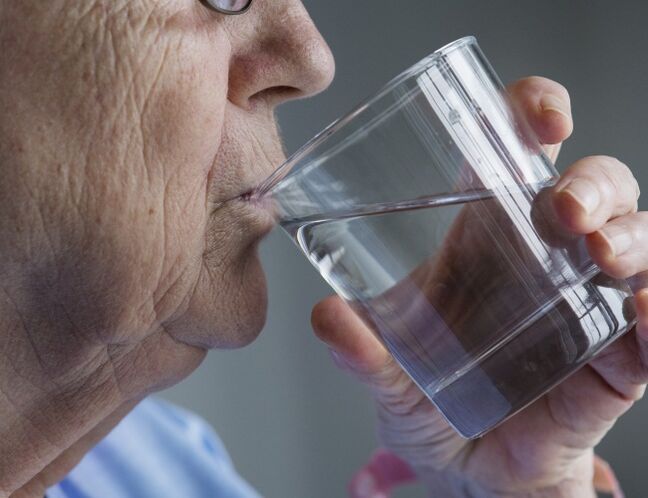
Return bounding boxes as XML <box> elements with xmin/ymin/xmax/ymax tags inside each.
<box><xmin>0</xmin><ymin>1</ymin><xmax>334</xmax><ymax>353</ymax></box>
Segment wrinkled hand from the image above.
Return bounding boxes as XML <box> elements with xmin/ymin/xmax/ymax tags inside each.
<box><xmin>312</xmin><ymin>76</ymin><xmax>646</xmax><ymax>497</ymax></box>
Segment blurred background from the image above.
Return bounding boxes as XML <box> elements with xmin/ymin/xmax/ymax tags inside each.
<box><xmin>162</xmin><ymin>1</ymin><xmax>648</xmax><ymax>496</ymax></box>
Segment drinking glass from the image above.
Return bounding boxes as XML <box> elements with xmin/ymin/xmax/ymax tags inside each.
<box><xmin>256</xmin><ymin>36</ymin><xmax>636</xmax><ymax>438</ymax></box>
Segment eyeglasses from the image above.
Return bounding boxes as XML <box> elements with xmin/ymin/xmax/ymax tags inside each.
<box><xmin>199</xmin><ymin>0</ymin><xmax>253</xmax><ymax>15</ymax></box>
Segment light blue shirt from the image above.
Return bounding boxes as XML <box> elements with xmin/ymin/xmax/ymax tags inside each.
<box><xmin>46</xmin><ymin>398</ymin><xmax>260</xmax><ymax>498</ymax></box>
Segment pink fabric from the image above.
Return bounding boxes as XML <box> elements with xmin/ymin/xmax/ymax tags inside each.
<box><xmin>348</xmin><ymin>449</ymin><xmax>416</xmax><ymax>498</ymax></box>
<box><xmin>594</xmin><ymin>454</ymin><xmax>624</xmax><ymax>498</ymax></box>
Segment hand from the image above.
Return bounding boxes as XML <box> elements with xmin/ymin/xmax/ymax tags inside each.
<box><xmin>312</xmin><ymin>76</ymin><xmax>646</xmax><ymax>497</ymax></box>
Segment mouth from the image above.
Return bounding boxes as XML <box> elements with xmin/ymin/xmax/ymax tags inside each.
<box><xmin>211</xmin><ymin>158</ymin><xmax>285</xmax><ymax>218</ymax></box>
<box><xmin>207</xmin><ymin>137</ymin><xmax>288</xmax><ymax>239</ymax></box>
<box><xmin>210</xmin><ymin>184</ymin><xmax>279</xmax><ymax>242</ymax></box>
<box><xmin>212</xmin><ymin>182</ymin><xmax>274</xmax><ymax>213</ymax></box>
<box><xmin>236</xmin><ymin>188</ymin><xmax>278</xmax><ymax>219</ymax></box>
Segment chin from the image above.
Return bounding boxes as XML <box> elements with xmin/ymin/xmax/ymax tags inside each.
<box><xmin>170</xmin><ymin>248</ymin><xmax>270</xmax><ymax>350</ymax></box>
<box><xmin>221</xmin><ymin>257</ymin><xmax>269</xmax><ymax>349</ymax></box>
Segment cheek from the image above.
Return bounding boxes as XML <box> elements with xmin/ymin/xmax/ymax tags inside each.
<box><xmin>165</xmin><ymin>193</ymin><xmax>273</xmax><ymax>348</ymax></box>
<box><xmin>134</xmin><ymin>33</ymin><xmax>272</xmax><ymax>347</ymax></box>
<box><xmin>143</xmin><ymin>39</ymin><xmax>230</xmax><ymax>183</ymax></box>
<box><xmin>135</xmin><ymin>36</ymin><xmax>232</xmax><ymax>304</ymax></box>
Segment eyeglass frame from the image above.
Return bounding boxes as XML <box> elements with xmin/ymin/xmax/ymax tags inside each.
<box><xmin>198</xmin><ymin>0</ymin><xmax>253</xmax><ymax>15</ymax></box>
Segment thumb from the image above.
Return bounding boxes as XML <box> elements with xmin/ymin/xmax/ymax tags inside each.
<box><xmin>311</xmin><ymin>296</ymin><xmax>411</xmax><ymax>397</ymax></box>
<box><xmin>311</xmin><ymin>295</ymin><xmax>442</xmax><ymax>434</ymax></box>
<box><xmin>312</xmin><ymin>295</ymin><xmax>468</xmax><ymax>471</ymax></box>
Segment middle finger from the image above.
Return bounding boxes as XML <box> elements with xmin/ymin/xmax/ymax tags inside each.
<box><xmin>553</xmin><ymin>155</ymin><xmax>640</xmax><ymax>234</ymax></box>
<box><xmin>587</xmin><ymin>211</ymin><xmax>648</xmax><ymax>280</ymax></box>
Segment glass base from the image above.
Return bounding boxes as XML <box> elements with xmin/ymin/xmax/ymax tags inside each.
<box><xmin>427</xmin><ymin>275</ymin><xmax>635</xmax><ymax>439</ymax></box>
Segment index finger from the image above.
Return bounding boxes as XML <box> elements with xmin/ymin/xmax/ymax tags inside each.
<box><xmin>507</xmin><ymin>76</ymin><xmax>573</xmax><ymax>162</ymax></box>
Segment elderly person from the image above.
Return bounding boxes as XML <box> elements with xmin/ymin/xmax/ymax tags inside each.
<box><xmin>1</xmin><ymin>1</ymin><xmax>647</xmax><ymax>497</ymax></box>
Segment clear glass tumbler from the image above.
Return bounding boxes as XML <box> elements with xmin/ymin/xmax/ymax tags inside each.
<box><xmin>256</xmin><ymin>36</ymin><xmax>636</xmax><ymax>438</ymax></box>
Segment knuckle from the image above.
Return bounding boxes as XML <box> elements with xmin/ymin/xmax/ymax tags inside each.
<box><xmin>595</xmin><ymin>238</ymin><xmax>637</xmax><ymax>277</ymax></box>
<box><xmin>636</xmin><ymin>211</ymin><xmax>648</xmax><ymax>226</ymax></box>
<box><xmin>592</xmin><ymin>154</ymin><xmax>621</xmax><ymax>170</ymax></box>
<box><xmin>592</xmin><ymin>338</ymin><xmax>648</xmax><ymax>400</ymax></box>
<box><xmin>531</xmin><ymin>76</ymin><xmax>570</xmax><ymax>102</ymax></box>
<box><xmin>522</xmin><ymin>75</ymin><xmax>560</xmax><ymax>89</ymax></box>
<box><xmin>595</xmin><ymin>155</ymin><xmax>633</xmax><ymax>182</ymax></box>
<box><xmin>628</xmin><ymin>384</ymin><xmax>646</xmax><ymax>402</ymax></box>
<box><xmin>374</xmin><ymin>369</ymin><xmax>427</xmax><ymax>416</ymax></box>
<box><xmin>521</xmin><ymin>75</ymin><xmax>550</xmax><ymax>90</ymax></box>
<box><xmin>509</xmin><ymin>76</ymin><xmax>569</xmax><ymax>103</ymax></box>
<box><xmin>586</xmin><ymin>156</ymin><xmax>634</xmax><ymax>201</ymax></box>
<box><xmin>630</xmin><ymin>215</ymin><xmax>648</xmax><ymax>243</ymax></box>
<box><xmin>631</xmin><ymin>390</ymin><xmax>645</xmax><ymax>402</ymax></box>
<box><xmin>545</xmin><ymin>390</ymin><xmax>582</xmax><ymax>435</ymax></box>
<box><xmin>581</xmin><ymin>156</ymin><xmax>617</xmax><ymax>194</ymax></box>
<box><xmin>548</xmin><ymin>80</ymin><xmax>570</xmax><ymax>103</ymax></box>
<box><xmin>609</xmin><ymin>156</ymin><xmax>634</xmax><ymax>183</ymax></box>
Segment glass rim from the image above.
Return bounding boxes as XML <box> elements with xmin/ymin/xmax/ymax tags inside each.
<box><xmin>256</xmin><ymin>35</ymin><xmax>477</xmax><ymax>197</ymax></box>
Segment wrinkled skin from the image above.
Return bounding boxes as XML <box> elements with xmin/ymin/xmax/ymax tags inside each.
<box><xmin>0</xmin><ymin>1</ymin><xmax>333</xmax><ymax>496</ymax></box>
<box><xmin>313</xmin><ymin>77</ymin><xmax>648</xmax><ymax>497</ymax></box>
<box><xmin>2</xmin><ymin>2</ymin><xmax>647</xmax><ymax>498</ymax></box>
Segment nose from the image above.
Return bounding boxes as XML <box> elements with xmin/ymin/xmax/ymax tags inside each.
<box><xmin>226</xmin><ymin>2</ymin><xmax>335</xmax><ymax>108</ymax></box>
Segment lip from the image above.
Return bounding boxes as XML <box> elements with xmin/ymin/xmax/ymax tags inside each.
<box><xmin>211</xmin><ymin>189</ymin><xmax>278</xmax><ymax>240</ymax></box>
<box><xmin>209</xmin><ymin>156</ymin><xmax>283</xmax><ymax>209</ymax></box>
<box><xmin>212</xmin><ymin>181</ymin><xmax>276</xmax><ymax>214</ymax></box>
<box><xmin>207</xmin><ymin>132</ymin><xmax>287</xmax><ymax>239</ymax></box>
<box><xmin>236</xmin><ymin>191</ymin><xmax>279</xmax><ymax>222</ymax></box>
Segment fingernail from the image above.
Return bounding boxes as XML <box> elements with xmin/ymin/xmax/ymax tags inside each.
<box><xmin>540</xmin><ymin>94</ymin><xmax>571</xmax><ymax>119</ymax></box>
<box><xmin>556</xmin><ymin>178</ymin><xmax>600</xmax><ymax>214</ymax></box>
<box><xmin>598</xmin><ymin>225</ymin><xmax>633</xmax><ymax>257</ymax></box>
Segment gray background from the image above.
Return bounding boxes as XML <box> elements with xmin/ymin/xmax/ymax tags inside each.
<box><xmin>162</xmin><ymin>1</ymin><xmax>648</xmax><ymax>496</ymax></box>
